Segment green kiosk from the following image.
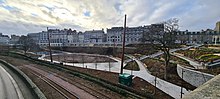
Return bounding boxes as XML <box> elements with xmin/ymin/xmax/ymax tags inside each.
<box><xmin>119</xmin><ymin>73</ymin><xmax>133</xmax><ymax>86</ymax></box>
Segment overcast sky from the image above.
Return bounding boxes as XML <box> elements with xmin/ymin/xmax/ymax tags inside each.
<box><xmin>0</xmin><ymin>0</ymin><xmax>220</xmax><ymax>35</ymax></box>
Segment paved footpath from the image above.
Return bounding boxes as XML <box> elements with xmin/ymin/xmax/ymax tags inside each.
<box><xmin>124</xmin><ymin>55</ymin><xmax>190</xmax><ymax>99</ymax></box>
<box><xmin>171</xmin><ymin>53</ymin><xmax>204</xmax><ymax>69</ymax></box>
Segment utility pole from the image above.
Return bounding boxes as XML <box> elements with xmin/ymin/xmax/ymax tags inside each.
<box><xmin>120</xmin><ymin>14</ymin><xmax>127</xmax><ymax>74</ymax></box>
<box><xmin>181</xmin><ymin>69</ymin><xmax>184</xmax><ymax>98</ymax></box>
<box><xmin>47</xmin><ymin>27</ymin><xmax>53</xmax><ymax>62</ymax></box>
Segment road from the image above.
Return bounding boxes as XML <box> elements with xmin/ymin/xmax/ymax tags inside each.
<box><xmin>0</xmin><ymin>64</ymin><xmax>23</xmax><ymax>99</ymax></box>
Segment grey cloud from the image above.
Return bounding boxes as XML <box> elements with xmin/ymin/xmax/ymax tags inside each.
<box><xmin>0</xmin><ymin>20</ymin><xmax>86</xmax><ymax>36</ymax></box>
<box><xmin>0</xmin><ymin>20</ymin><xmax>48</xmax><ymax>35</ymax></box>
<box><xmin>58</xmin><ymin>22</ymin><xmax>87</xmax><ymax>31</ymax></box>
<box><xmin>176</xmin><ymin>0</ymin><xmax>220</xmax><ymax>31</ymax></box>
<box><xmin>0</xmin><ymin>0</ymin><xmax>220</xmax><ymax>35</ymax></box>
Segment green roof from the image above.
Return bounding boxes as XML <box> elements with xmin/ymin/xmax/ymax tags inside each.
<box><xmin>119</xmin><ymin>73</ymin><xmax>132</xmax><ymax>78</ymax></box>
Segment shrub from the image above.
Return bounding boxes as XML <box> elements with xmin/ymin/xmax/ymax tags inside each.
<box><xmin>198</xmin><ymin>54</ymin><xmax>220</xmax><ymax>62</ymax></box>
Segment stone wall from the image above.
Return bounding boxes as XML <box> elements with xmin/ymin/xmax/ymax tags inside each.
<box><xmin>177</xmin><ymin>64</ymin><xmax>214</xmax><ymax>87</ymax></box>
<box><xmin>183</xmin><ymin>74</ymin><xmax>220</xmax><ymax>99</ymax></box>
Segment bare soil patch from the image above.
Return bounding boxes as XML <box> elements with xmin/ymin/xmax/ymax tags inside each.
<box><xmin>142</xmin><ymin>58</ymin><xmax>197</xmax><ymax>91</ymax></box>
<box><xmin>45</xmin><ymin>54</ymin><xmax>116</xmax><ymax>63</ymax></box>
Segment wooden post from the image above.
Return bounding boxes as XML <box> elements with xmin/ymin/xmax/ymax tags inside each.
<box><xmin>47</xmin><ymin>27</ymin><xmax>53</xmax><ymax>62</ymax></box>
<box><xmin>181</xmin><ymin>69</ymin><xmax>184</xmax><ymax>98</ymax></box>
<box><xmin>154</xmin><ymin>73</ymin><xmax>157</xmax><ymax>95</ymax></box>
<box><xmin>109</xmin><ymin>61</ymin><xmax>111</xmax><ymax>71</ymax></box>
<box><xmin>120</xmin><ymin>14</ymin><xmax>127</xmax><ymax>74</ymax></box>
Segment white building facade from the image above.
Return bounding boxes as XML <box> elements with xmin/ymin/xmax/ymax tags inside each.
<box><xmin>27</xmin><ymin>22</ymin><xmax>220</xmax><ymax>47</ymax></box>
<box><xmin>0</xmin><ymin>33</ymin><xmax>10</xmax><ymax>45</ymax></box>
<box><xmin>82</xmin><ymin>29</ymin><xmax>105</xmax><ymax>46</ymax></box>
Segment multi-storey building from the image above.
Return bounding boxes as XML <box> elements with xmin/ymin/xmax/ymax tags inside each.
<box><xmin>49</xmin><ymin>29</ymin><xmax>68</xmax><ymax>47</ymax></box>
<box><xmin>27</xmin><ymin>21</ymin><xmax>220</xmax><ymax>47</ymax></box>
<box><xmin>67</xmin><ymin>29</ymin><xmax>78</xmax><ymax>46</ymax></box>
<box><xmin>78</xmin><ymin>32</ymin><xmax>84</xmax><ymax>43</ymax></box>
<box><xmin>82</xmin><ymin>29</ymin><xmax>105</xmax><ymax>46</ymax></box>
<box><xmin>10</xmin><ymin>35</ymin><xmax>20</xmax><ymax>45</ymax></box>
<box><xmin>27</xmin><ymin>33</ymin><xmax>40</xmax><ymax>44</ymax></box>
<box><xmin>175</xmin><ymin>30</ymin><xmax>220</xmax><ymax>44</ymax></box>
<box><xmin>28</xmin><ymin>29</ymin><xmax>70</xmax><ymax>47</ymax></box>
<box><xmin>107</xmin><ymin>27</ymin><xmax>123</xmax><ymax>46</ymax></box>
<box><xmin>0</xmin><ymin>33</ymin><xmax>10</xmax><ymax>45</ymax></box>
<box><xmin>107</xmin><ymin>24</ymin><xmax>164</xmax><ymax>46</ymax></box>
<box><xmin>125</xmin><ymin>26</ymin><xmax>145</xmax><ymax>44</ymax></box>
<box><xmin>37</xmin><ymin>31</ymin><xmax>49</xmax><ymax>47</ymax></box>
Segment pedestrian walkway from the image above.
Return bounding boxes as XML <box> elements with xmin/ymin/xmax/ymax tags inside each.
<box><xmin>171</xmin><ymin>53</ymin><xmax>204</xmax><ymax>69</ymax></box>
<box><xmin>125</xmin><ymin>55</ymin><xmax>190</xmax><ymax>99</ymax></box>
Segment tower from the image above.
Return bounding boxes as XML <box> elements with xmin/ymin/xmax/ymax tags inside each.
<box><xmin>214</xmin><ymin>21</ymin><xmax>220</xmax><ymax>32</ymax></box>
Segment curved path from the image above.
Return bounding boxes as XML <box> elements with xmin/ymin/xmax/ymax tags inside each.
<box><xmin>0</xmin><ymin>64</ymin><xmax>24</xmax><ymax>99</ymax></box>
<box><xmin>126</xmin><ymin>44</ymin><xmax>202</xmax><ymax>63</ymax></box>
<box><xmin>125</xmin><ymin>55</ymin><xmax>189</xmax><ymax>99</ymax></box>
<box><xmin>171</xmin><ymin>53</ymin><xmax>204</xmax><ymax>69</ymax></box>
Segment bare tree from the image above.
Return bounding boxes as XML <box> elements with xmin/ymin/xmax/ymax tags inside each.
<box><xmin>18</xmin><ymin>35</ymin><xmax>37</xmax><ymax>55</ymax></box>
<box><xmin>144</xmin><ymin>18</ymin><xmax>179</xmax><ymax>79</ymax></box>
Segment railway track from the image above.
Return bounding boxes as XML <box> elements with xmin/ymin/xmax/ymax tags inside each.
<box><xmin>2</xmin><ymin>52</ymin><xmax>145</xmax><ymax>98</ymax></box>
<box><xmin>23</xmin><ymin>65</ymin><xmax>111</xmax><ymax>99</ymax></box>
<box><xmin>57</xmin><ymin>73</ymin><xmax>112</xmax><ymax>99</ymax></box>
<box><xmin>28</xmin><ymin>69</ymin><xmax>80</xmax><ymax>99</ymax></box>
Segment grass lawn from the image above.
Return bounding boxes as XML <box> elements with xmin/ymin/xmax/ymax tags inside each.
<box><xmin>124</xmin><ymin>60</ymin><xmax>140</xmax><ymax>71</ymax></box>
<box><xmin>160</xmin><ymin>55</ymin><xmax>194</xmax><ymax>68</ymax></box>
<box><xmin>176</xmin><ymin>47</ymin><xmax>220</xmax><ymax>62</ymax></box>
<box><xmin>197</xmin><ymin>54</ymin><xmax>220</xmax><ymax>62</ymax></box>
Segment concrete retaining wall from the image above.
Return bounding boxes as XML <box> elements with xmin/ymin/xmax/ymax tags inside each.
<box><xmin>177</xmin><ymin>64</ymin><xmax>214</xmax><ymax>87</ymax></box>
<box><xmin>183</xmin><ymin>74</ymin><xmax>220</xmax><ymax>99</ymax></box>
<box><xmin>0</xmin><ymin>59</ymin><xmax>46</xmax><ymax>99</ymax></box>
